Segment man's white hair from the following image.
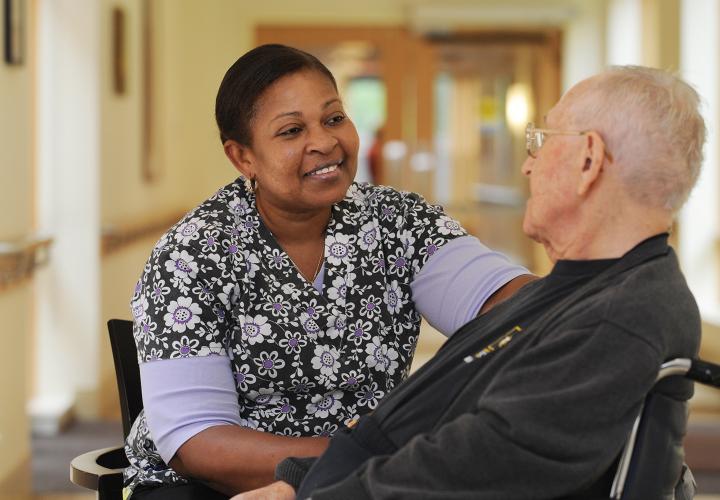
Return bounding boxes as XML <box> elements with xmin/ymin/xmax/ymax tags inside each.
<box><xmin>566</xmin><ymin>66</ymin><xmax>706</xmax><ymax>212</ymax></box>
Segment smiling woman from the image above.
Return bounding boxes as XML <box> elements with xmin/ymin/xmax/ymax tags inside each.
<box><xmin>122</xmin><ymin>44</ymin><xmax>531</xmax><ymax>499</ymax></box>
<box><xmin>224</xmin><ymin>69</ymin><xmax>359</xmax><ymax>235</ymax></box>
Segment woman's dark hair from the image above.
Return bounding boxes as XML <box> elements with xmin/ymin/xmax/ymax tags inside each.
<box><xmin>215</xmin><ymin>44</ymin><xmax>337</xmax><ymax>146</ymax></box>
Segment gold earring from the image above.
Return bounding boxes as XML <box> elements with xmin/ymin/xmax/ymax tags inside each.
<box><xmin>244</xmin><ymin>176</ymin><xmax>255</xmax><ymax>192</ymax></box>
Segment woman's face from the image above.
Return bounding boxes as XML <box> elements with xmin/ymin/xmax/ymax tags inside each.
<box><xmin>231</xmin><ymin>69</ymin><xmax>359</xmax><ymax>215</ymax></box>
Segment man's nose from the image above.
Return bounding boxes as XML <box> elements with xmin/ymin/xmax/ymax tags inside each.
<box><xmin>521</xmin><ymin>156</ymin><xmax>533</xmax><ymax>176</ymax></box>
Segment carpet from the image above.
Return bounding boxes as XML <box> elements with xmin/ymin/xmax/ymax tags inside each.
<box><xmin>32</xmin><ymin>420</ymin><xmax>123</xmax><ymax>493</ymax></box>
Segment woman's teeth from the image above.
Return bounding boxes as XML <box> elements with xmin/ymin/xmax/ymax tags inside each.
<box><xmin>308</xmin><ymin>163</ymin><xmax>339</xmax><ymax>176</ymax></box>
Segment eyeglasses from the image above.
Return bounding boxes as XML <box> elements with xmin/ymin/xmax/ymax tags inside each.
<box><xmin>525</xmin><ymin>122</ymin><xmax>586</xmax><ymax>158</ymax></box>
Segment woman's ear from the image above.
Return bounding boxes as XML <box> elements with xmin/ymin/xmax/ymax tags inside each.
<box><xmin>577</xmin><ymin>131</ymin><xmax>607</xmax><ymax>196</ymax></box>
<box><xmin>224</xmin><ymin>140</ymin><xmax>255</xmax><ymax>179</ymax></box>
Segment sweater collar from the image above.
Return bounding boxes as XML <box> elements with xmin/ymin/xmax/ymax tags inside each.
<box><xmin>550</xmin><ymin>233</ymin><xmax>669</xmax><ymax>278</ymax></box>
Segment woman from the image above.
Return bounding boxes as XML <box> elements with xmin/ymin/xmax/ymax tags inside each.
<box><xmin>125</xmin><ymin>44</ymin><xmax>531</xmax><ymax>499</ymax></box>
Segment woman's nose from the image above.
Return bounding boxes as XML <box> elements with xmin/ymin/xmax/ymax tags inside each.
<box><xmin>306</xmin><ymin>126</ymin><xmax>338</xmax><ymax>154</ymax></box>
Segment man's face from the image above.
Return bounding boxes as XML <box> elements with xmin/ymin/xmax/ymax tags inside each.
<box><xmin>520</xmin><ymin>92</ymin><xmax>585</xmax><ymax>253</ymax></box>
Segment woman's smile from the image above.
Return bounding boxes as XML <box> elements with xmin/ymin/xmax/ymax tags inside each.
<box><xmin>304</xmin><ymin>159</ymin><xmax>344</xmax><ymax>179</ymax></box>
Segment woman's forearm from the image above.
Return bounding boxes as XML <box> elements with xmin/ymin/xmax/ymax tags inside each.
<box><xmin>479</xmin><ymin>274</ymin><xmax>537</xmax><ymax>314</ymax></box>
<box><xmin>169</xmin><ymin>425</ymin><xmax>329</xmax><ymax>495</ymax></box>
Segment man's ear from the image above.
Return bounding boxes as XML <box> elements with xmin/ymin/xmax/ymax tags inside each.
<box><xmin>223</xmin><ymin>140</ymin><xmax>255</xmax><ymax>179</ymax></box>
<box><xmin>577</xmin><ymin>131</ymin><xmax>607</xmax><ymax>196</ymax></box>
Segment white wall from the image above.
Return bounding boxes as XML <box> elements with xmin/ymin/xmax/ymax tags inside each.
<box><xmin>561</xmin><ymin>0</ymin><xmax>606</xmax><ymax>92</ymax></box>
<box><xmin>679</xmin><ymin>0</ymin><xmax>720</xmax><ymax>320</ymax></box>
<box><xmin>33</xmin><ymin>0</ymin><xmax>102</xmax><ymax>425</ymax></box>
<box><xmin>605</xmin><ymin>0</ymin><xmax>642</xmax><ymax>66</ymax></box>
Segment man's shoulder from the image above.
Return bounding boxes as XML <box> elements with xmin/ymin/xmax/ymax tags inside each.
<box><xmin>599</xmin><ymin>251</ymin><xmax>700</xmax><ymax>355</ymax></box>
<box><xmin>609</xmin><ymin>249</ymin><xmax>696</xmax><ymax>313</ymax></box>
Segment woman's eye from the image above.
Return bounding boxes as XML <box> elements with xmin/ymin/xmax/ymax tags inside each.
<box><xmin>279</xmin><ymin>126</ymin><xmax>302</xmax><ymax>136</ymax></box>
<box><xmin>327</xmin><ymin>114</ymin><xmax>346</xmax><ymax>126</ymax></box>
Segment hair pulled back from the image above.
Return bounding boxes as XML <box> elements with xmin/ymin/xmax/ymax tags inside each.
<box><xmin>215</xmin><ymin>44</ymin><xmax>337</xmax><ymax>146</ymax></box>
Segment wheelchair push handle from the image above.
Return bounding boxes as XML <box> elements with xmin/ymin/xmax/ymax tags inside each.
<box><xmin>687</xmin><ymin>358</ymin><xmax>720</xmax><ymax>387</ymax></box>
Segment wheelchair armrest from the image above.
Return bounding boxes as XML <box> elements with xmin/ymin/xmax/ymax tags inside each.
<box><xmin>70</xmin><ymin>445</ymin><xmax>128</xmax><ymax>492</ymax></box>
<box><xmin>687</xmin><ymin>359</ymin><xmax>720</xmax><ymax>387</ymax></box>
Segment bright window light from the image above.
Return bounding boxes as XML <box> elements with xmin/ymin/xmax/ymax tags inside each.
<box><xmin>505</xmin><ymin>83</ymin><xmax>533</xmax><ymax>134</ymax></box>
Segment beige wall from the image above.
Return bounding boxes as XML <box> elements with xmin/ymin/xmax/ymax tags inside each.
<box><xmin>0</xmin><ymin>19</ymin><xmax>34</xmax><ymax>235</ymax></box>
<box><xmin>99</xmin><ymin>0</ymin><xmax>222</xmax><ymax>224</ymax></box>
<box><xmin>0</xmin><ymin>285</ymin><xmax>33</xmax><ymax>482</ymax></box>
<box><xmin>99</xmin><ymin>238</ymin><xmax>162</xmax><ymax>419</ymax></box>
<box><xmin>0</xmin><ymin>0</ymin><xmax>35</xmax><ymax>482</ymax></box>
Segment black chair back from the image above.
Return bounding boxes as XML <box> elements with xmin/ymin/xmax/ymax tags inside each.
<box><xmin>620</xmin><ymin>390</ymin><xmax>689</xmax><ymax>499</ymax></box>
<box><xmin>107</xmin><ymin>319</ymin><xmax>143</xmax><ymax>439</ymax></box>
<box><xmin>560</xmin><ymin>387</ymin><xmax>688</xmax><ymax>500</ymax></box>
<box><xmin>611</xmin><ymin>357</ymin><xmax>720</xmax><ymax>499</ymax></box>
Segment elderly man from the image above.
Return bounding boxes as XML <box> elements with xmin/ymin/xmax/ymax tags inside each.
<box><xmin>235</xmin><ymin>65</ymin><xmax>705</xmax><ymax>499</ymax></box>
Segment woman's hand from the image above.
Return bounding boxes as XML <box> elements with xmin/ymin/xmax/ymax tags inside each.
<box><xmin>230</xmin><ymin>480</ymin><xmax>295</xmax><ymax>500</ymax></box>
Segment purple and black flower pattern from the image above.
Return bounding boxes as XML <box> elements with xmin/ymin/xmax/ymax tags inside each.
<box><xmin>123</xmin><ymin>179</ymin><xmax>466</xmax><ymax>493</ymax></box>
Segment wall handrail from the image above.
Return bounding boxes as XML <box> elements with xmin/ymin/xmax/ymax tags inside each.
<box><xmin>0</xmin><ymin>235</ymin><xmax>54</xmax><ymax>291</ymax></box>
<box><xmin>101</xmin><ymin>211</ymin><xmax>185</xmax><ymax>256</ymax></box>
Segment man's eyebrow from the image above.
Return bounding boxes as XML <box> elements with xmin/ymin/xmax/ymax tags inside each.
<box><xmin>270</xmin><ymin>99</ymin><xmax>342</xmax><ymax>123</ymax></box>
<box><xmin>543</xmin><ymin>114</ymin><xmax>548</xmax><ymax>125</ymax></box>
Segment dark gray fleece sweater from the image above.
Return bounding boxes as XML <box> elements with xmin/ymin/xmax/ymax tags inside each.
<box><xmin>290</xmin><ymin>234</ymin><xmax>700</xmax><ymax>499</ymax></box>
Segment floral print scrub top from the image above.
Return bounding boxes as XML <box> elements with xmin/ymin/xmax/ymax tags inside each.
<box><xmin>124</xmin><ymin>179</ymin><xmax>467</xmax><ymax>493</ymax></box>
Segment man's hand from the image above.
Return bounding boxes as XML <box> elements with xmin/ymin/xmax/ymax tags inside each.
<box><xmin>231</xmin><ymin>480</ymin><xmax>295</xmax><ymax>500</ymax></box>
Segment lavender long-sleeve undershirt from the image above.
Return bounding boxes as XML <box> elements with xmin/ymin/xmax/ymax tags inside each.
<box><xmin>141</xmin><ymin>355</ymin><xmax>241</xmax><ymax>464</ymax></box>
<box><xmin>410</xmin><ymin>236</ymin><xmax>528</xmax><ymax>335</ymax></box>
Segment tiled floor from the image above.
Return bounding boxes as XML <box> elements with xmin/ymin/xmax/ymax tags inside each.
<box><xmin>2</xmin><ymin>494</ymin><xmax>91</xmax><ymax>500</ymax></box>
<box><xmin>0</xmin><ymin>478</ymin><xmax>93</xmax><ymax>500</ymax></box>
